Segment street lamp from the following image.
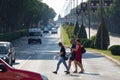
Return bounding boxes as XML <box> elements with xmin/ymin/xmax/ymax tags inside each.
<box><xmin>90</xmin><ymin>0</ymin><xmax>113</xmax><ymax>49</ymax></box>
<box><xmin>81</xmin><ymin>2</ymin><xmax>87</xmax><ymax>25</ymax></box>
<box><xmin>104</xmin><ymin>0</ymin><xmax>113</xmax><ymax>6</ymax></box>
<box><xmin>76</xmin><ymin>0</ymin><xmax>79</xmax><ymax>23</ymax></box>
<box><xmin>90</xmin><ymin>0</ymin><xmax>99</xmax><ymax>6</ymax></box>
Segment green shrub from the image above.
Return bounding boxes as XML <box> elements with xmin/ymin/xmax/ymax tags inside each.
<box><xmin>109</xmin><ymin>45</ymin><xmax>120</xmax><ymax>55</ymax></box>
<box><xmin>90</xmin><ymin>35</ymin><xmax>96</xmax><ymax>41</ymax></box>
<box><xmin>83</xmin><ymin>39</ymin><xmax>93</xmax><ymax>48</ymax></box>
<box><xmin>78</xmin><ymin>24</ymin><xmax>87</xmax><ymax>39</ymax></box>
<box><xmin>94</xmin><ymin>18</ymin><xmax>110</xmax><ymax>50</ymax></box>
<box><xmin>63</xmin><ymin>25</ymin><xmax>75</xmax><ymax>39</ymax></box>
<box><xmin>80</xmin><ymin>38</ymin><xmax>87</xmax><ymax>45</ymax></box>
<box><xmin>0</xmin><ymin>29</ymin><xmax>28</xmax><ymax>41</ymax></box>
<box><xmin>90</xmin><ymin>35</ymin><xmax>96</xmax><ymax>48</ymax></box>
<box><xmin>73</xmin><ymin>21</ymin><xmax>79</xmax><ymax>37</ymax></box>
<box><xmin>90</xmin><ymin>42</ymin><xmax>94</xmax><ymax>48</ymax></box>
<box><xmin>61</xmin><ymin>27</ymin><xmax>70</xmax><ymax>46</ymax></box>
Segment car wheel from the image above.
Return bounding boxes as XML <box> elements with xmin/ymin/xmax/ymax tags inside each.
<box><xmin>28</xmin><ymin>40</ymin><xmax>31</xmax><ymax>44</ymax></box>
<box><xmin>12</xmin><ymin>59</ymin><xmax>16</xmax><ymax>63</ymax></box>
<box><xmin>39</xmin><ymin>39</ymin><xmax>42</xmax><ymax>44</ymax></box>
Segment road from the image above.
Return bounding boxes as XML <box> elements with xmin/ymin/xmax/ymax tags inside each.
<box><xmin>12</xmin><ymin>28</ymin><xmax>120</xmax><ymax>80</ymax></box>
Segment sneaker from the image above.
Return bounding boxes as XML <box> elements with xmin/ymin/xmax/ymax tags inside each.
<box><xmin>79</xmin><ymin>70</ymin><xmax>84</xmax><ymax>73</ymax></box>
<box><xmin>65</xmin><ymin>71</ymin><xmax>70</xmax><ymax>74</ymax></box>
<box><xmin>64</xmin><ymin>71</ymin><xmax>67</xmax><ymax>72</ymax></box>
<box><xmin>53</xmin><ymin>71</ymin><xmax>57</xmax><ymax>74</ymax></box>
<box><xmin>73</xmin><ymin>70</ymin><xmax>77</xmax><ymax>73</ymax></box>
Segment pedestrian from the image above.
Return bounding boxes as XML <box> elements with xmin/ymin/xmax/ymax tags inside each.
<box><xmin>65</xmin><ymin>39</ymin><xmax>77</xmax><ymax>73</ymax></box>
<box><xmin>72</xmin><ymin>39</ymin><xmax>84</xmax><ymax>73</ymax></box>
<box><xmin>53</xmin><ymin>42</ymin><xmax>70</xmax><ymax>74</ymax></box>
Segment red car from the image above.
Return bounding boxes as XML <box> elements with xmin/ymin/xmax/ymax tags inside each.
<box><xmin>0</xmin><ymin>59</ymin><xmax>48</xmax><ymax>80</ymax></box>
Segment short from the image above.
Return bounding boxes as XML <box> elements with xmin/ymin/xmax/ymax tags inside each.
<box><xmin>69</xmin><ymin>53</ymin><xmax>75</xmax><ymax>61</ymax></box>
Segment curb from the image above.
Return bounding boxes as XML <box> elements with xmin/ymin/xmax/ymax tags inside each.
<box><xmin>87</xmin><ymin>50</ymin><xmax>120</xmax><ymax>66</ymax></box>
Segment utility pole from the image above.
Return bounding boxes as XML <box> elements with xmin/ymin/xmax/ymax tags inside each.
<box><xmin>100</xmin><ymin>0</ymin><xmax>104</xmax><ymax>49</ymax></box>
<box><xmin>88</xmin><ymin>0</ymin><xmax>91</xmax><ymax>39</ymax></box>
<box><xmin>76</xmin><ymin>0</ymin><xmax>78</xmax><ymax>23</ymax></box>
<box><xmin>81</xmin><ymin>0</ymin><xmax>83</xmax><ymax>25</ymax></box>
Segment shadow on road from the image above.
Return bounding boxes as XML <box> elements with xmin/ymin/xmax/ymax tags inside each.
<box><xmin>82</xmin><ymin>72</ymin><xmax>100</xmax><ymax>76</ymax></box>
<box><xmin>13</xmin><ymin>62</ymin><xmax>20</xmax><ymax>65</ymax></box>
<box><xmin>82</xmin><ymin>52</ymin><xmax>104</xmax><ymax>59</ymax></box>
<box><xmin>70</xmin><ymin>74</ymin><xmax>80</xmax><ymax>77</ymax></box>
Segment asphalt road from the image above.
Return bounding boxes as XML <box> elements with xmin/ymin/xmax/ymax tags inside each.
<box><xmin>12</xmin><ymin>28</ymin><xmax>120</xmax><ymax>80</ymax></box>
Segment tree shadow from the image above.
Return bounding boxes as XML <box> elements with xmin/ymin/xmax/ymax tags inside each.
<box><xmin>13</xmin><ymin>62</ymin><xmax>20</xmax><ymax>65</ymax></box>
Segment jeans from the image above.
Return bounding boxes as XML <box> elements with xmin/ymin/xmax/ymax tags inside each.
<box><xmin>56</xmin><ymin>57</ymin><xmax>69</xmax><ymax>72</ymax></box>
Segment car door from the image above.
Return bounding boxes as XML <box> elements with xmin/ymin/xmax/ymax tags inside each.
<box><xmin>0</xmin><ymin>64</ymin><xmax>17</xmax><ymax>80</ymax></box>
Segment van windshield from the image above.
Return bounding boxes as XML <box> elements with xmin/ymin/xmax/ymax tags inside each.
<box><xmin>0</xmin><ymin>46</ymin><xmax>8</xmax><ymax>54</ymax></box>
<box><xmin>29</xmin><ymin>32</ymin><xmax>41</xmax><ymax>36</ymax></box>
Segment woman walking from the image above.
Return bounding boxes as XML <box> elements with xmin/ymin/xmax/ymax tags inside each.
<box><xmin>67</xmin><ymin>39</ymin><xmax>77</xmax><ymax>72</ymax></box>
<box><xmin>72</xmin><ymin>39</ymin><xmax>84</xmax><ymax>73</ymax></box>
<box><xmin>53</xmin><ymin>42</ymin><xmax>70</xmax><ymax>74</ymax></box>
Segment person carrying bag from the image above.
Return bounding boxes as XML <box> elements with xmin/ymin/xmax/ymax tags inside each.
<box><xmin>53</xmin><ymin>42</ymin><xmax>70</xmax><ymax>74</ymax></box>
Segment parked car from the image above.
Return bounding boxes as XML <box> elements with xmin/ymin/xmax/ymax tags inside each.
<box><xmin>43</xmin><ymin>27</ymin><xmax>49</xmax><ymax>33</ymax></box>
<box><xmin>0</xmin><ymin>42</ymin><xmax>16</xmax><ymax>66</ymax></box>
<box><xmin>28</xmin><ymin>28</ymin><xmax>42</xmax><ymax>44</ymax></box>
<box><xmin>0</xmin><ymin>59</ymin><xmax>48</xmax><ymax>80</ymax></box>
<box><xmin>51</xmin><ymin>27</ymin><xmax>58</xmax><ymax>34</ymax></box>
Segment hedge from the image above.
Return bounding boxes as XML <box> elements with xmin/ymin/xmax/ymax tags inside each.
<box><xmin>0</xmin><ymin>29</ymin><xmax>28</xmax><ymax>41</ymax></box>
<box><xmin>109</xmin><ymin>45</ymin><xmax>120</xmax><ymax>55</ymax></box>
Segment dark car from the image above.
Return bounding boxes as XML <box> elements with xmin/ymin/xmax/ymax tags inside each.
<box><xmin>51</xmin><ymin>27</ymin><xmax>58</xmax><ymax>34</ymax></box>
<box><xmin>43</xmin><ymin>27</ymin><xmax>49</xmax><ymax>33</ymax></box>
<box><xmin>0</xmin><ymin>42</ymin><xmax>16</xmax><ymax>66</ymax></box>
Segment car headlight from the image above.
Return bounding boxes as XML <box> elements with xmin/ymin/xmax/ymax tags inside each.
<box><xmin>40</xmin><ymin>74</ymin><xmax>48</xmax><ymax>80</ymax></box>
<box><xmin>2</xmin><ymin>56</ymin><xmax>7</xmax><ymax>60</ymax></box>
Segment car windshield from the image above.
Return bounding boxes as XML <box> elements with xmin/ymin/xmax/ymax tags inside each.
<box><xmin>52</xmin><ymin>28</ymin><xmax>56</xmax><ymax>30</ymax></box>
<box><xmin>29</xmin><ymin>32</ymin><xmax>41</xmax><ymax>36</ymax></box>
<box><xmin>0</xmin><ymin>46</ymin><xmax>8</xmax><ymax>54</ymax></box>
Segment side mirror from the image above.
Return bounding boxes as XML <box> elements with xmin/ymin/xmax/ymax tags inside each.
<box><xmin>11</xmin><ymin>47</ymin><xmax>15</xmax><ymax>52</ymax></box>
<box><xmin>0</xmin><ymin>63</ymin><xmax>7</xmax><ymax>72</ymax></box>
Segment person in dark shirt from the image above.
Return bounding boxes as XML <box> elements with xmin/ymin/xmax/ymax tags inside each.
<box><xmin>65</xmin><ymin>39</ymin><xmax>77</xmax><ymax>73</ymax></box>
<box><xmin>53</xmin><ymin>42</ymin><xmax>70</xmax><ymax>74</ymax></box>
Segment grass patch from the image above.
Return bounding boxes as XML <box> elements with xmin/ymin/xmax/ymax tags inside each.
<box><xmin>61</xmin><ymin>27</ymin><xmax>71</xmax><ymax>46</ymax></box>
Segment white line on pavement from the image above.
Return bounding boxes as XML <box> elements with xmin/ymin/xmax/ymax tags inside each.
<box><xmin>18</xmin><ymin>56</ymin><xmax>31</xmax><ymax>69</ymax></box>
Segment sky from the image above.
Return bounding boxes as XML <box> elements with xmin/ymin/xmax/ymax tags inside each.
<box><xmin>42</xmin><ymin>0</ymin><xmax>65</xmax><ymax>20</ymax></box>
<box><xmin>42</xmin><ymin>0</ymin><xmax>87</xmax><ymax>20</ymax></box>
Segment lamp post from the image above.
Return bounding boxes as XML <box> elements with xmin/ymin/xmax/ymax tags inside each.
<box><xmin>80</xmin><ymin>2</ymin><xmax>88</xmax><ymax>38</ymax></box>
<box><xmin>88</xmin><ymin>0</ymin><xmax>91</xmax><ymax>39</ymax></box>
<box><xmin>81</xmin><ymin>1</ymin><xmax>86</xmax><ymax>25</ymax></box>
<box><xmin>90</xmin><ymin>0</ymin><xmax>113</xmax><ymax>49</ymax></box>
<box><xmin>76</xmin><ymin>0</ymin><xmax>78</xmax><ymax>23</ymax></box>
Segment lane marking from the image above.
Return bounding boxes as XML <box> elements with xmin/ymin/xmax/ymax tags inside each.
<box><xmin>18</xmin><ymin>56</ymin><xmax>31</xmax><ymax>69</ymax></box>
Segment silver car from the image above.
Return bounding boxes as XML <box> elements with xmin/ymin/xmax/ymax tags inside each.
<box><xmin>0</xmin><ymin>42</ymin><xmax>16</xmax><ymax>66</ymax></box>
